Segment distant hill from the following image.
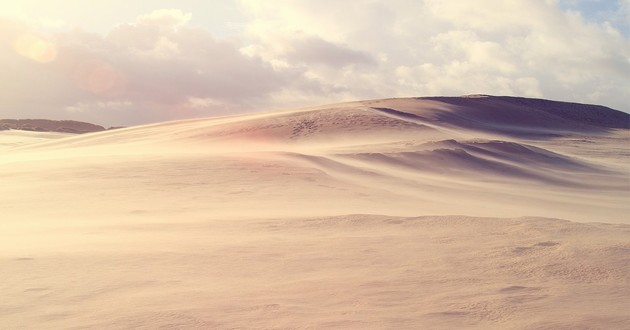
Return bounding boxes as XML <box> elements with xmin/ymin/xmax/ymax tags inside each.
<box><xmin>0</xmin><ymin>119</ymin><xmax>106</xmax><ymax>134</ymax></box>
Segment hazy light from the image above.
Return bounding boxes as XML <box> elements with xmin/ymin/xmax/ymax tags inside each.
<box><xmin>72</xmin><ymin>59</ymin><xmax>127</xmax><ymax>97</ymax></box>
<box><xmin>13</xmin><ymin>33</ymin><xmax>57</xmax><ymax>63</ymax></box>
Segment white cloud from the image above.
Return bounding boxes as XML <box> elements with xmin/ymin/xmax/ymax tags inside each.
<box><xmin>0</xmin><ymin>15</ymin><xmax>322</xmax><ymax>125</ymax></box>
<box><xmin>238</xmin><ymin>0</ymin><xmax>630</xmax><ymax>110</ymax></box>
<box><xmin>136</xmin><ymin>9</ymin><xmax>192</xmax><ymax>27</ymax></box>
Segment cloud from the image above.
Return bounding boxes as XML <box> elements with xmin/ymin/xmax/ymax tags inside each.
<box><xmin>282</xmin><ymin>35</ymin><xmax>376</xmax><ymax>68</ymax></box>
<box><xmin>239</xmin><ymin>0</ymin><xmax>630</xmax><ymax>111</ymax></box>
<box><xmin>1</xmin><ymin>2</ymin><xmax>628</xmax><ymax>127</ymax></box>
<box><xmin>0</xmin><ymin>13</ymin><xmax>320</xmax><ymax>125</ymax></box>
<box><xmin>136</xmin><ymin>9</ymin><xmax>192</xmax><ymax>27</ymax></box>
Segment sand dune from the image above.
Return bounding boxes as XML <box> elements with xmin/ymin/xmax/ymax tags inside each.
<box><xmin>0</xmin><ymin>129</ymin><xmax>73</xmax><ymax>151</ymax></box>
<box><xmin>1</xmin><ymin>96</ymin><xmax>629</xmax><ymax>329</ymax></box>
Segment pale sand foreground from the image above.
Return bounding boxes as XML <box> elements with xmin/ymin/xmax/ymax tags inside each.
<box><xmin>1</xmin><ymin>96</ymin><xmax>629</xmax><ymax>329</ymax></box>
<box><xmin>2</xmin><ymin>215</ymin><xmax>629</xmax><ymax>329</ymax></box>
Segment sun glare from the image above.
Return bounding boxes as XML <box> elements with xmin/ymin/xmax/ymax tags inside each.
<box><xmin>13</xmin><ymin>33</ymin><xmax>57</xmax><ymax>63</ymax></box>
<box><xmin>72</xmin><ymin>59</ymin><xmax>127</xmax><ymax>97</ymax></box>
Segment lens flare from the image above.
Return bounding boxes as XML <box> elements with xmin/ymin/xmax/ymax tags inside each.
<box><xmin>72</xmin><ymin>59</ymin><xmax>127</xmax><ymax>97</ymax></box>
<box><xmin>13</xmin><ymin>33</ymin><xmax>57</xmax><ymax>63</ymax></box>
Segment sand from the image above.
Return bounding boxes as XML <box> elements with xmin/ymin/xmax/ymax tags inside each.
<box><xmin>0</xmin><ymin>130</ymin><xmax>73</xmax><ymax>151</ymax></box>
<box><xmin>1</xmin><ymin>96</ymin><xmax>629</xmax><ymax>329</ymax></box>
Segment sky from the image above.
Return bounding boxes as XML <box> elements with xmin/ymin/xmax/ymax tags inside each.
<box><xmin>0</xmin><ymin>0</ymin><xmax>628</xmax><ymax>126</ymax></box>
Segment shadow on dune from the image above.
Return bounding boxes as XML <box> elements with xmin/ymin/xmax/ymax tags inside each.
<box><xmin>427</xmin><ymin>139</ymin><xmax>607</xmax><ymax>173</ymax></box>
<box><xmin>339</xmin><ymin>149</ymin><xmax>580</xmax><ymax>187</ymax></box>
<box><xmin>333</xmin><ymin>137</ymin><xmax>619</xmax><ymax>189</ymax></box>
<box><xmin>415</xmin><ymin>96</ymin><xmax>629</xmax><ymax>138</ymax></box>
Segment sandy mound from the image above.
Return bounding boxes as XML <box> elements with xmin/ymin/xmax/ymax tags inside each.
<box><xmin>1</xmin><ymin>95</ymin><xmax>629</xmax><ymax>329</ymax></box>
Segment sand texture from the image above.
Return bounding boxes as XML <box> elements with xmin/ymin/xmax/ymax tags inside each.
<box><xmin>1</xmin><ymin>96</ymin><xmax>629</xmax><ymax>329</ymax></box>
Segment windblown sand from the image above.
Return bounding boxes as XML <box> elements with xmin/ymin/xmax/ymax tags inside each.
<box><xmin>1</xmin><ymin>97</ymin><xmax>629</xmax><ymax>329</ymax></box>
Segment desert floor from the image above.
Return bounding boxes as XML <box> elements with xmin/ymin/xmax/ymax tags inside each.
<box><xmin>1</xmin><ymin>96</ymin><xmax>629</xmax><ymax>329</ymax></box>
